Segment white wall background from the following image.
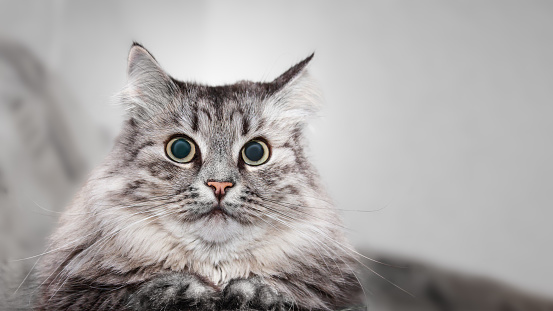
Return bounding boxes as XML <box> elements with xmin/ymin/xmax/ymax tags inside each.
<box><xmin>1</xmin><ymin>0</ymin><xmax>552</xmax><ymax>298</ymax></box>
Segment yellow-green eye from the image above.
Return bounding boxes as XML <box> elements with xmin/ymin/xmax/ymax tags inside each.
<box><xmin>241</xmin><ymin>140</ymin><xmax>270</xmax><ymax>166</ymax></box>
<box><xmin>166</xmin><ymin>137</ymin><xmax>196</xmax><ymax>163</ymax></box>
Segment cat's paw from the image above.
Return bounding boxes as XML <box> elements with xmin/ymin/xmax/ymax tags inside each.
<box><xmin>127</xmin><ymin>272</ymin><xmax>218</xmax><ymax>311</ymax></box>
<box><xmin>221</xmin><ymin>277</ymin><xmax>286</xmax><ymax>311</ymax></box>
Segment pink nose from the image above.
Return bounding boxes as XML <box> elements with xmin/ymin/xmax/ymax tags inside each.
<box><xmin>207</xmin><ymin>181</ymin><xmax>234</xmax><ymax>201</ymax></box>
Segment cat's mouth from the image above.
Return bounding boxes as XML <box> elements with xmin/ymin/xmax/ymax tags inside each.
<box><xmin>210</xmin><ymin>206</ymin><xmax>226</xmax><ymax>215</ymax></box>
<box><xmin>203</xmin><ymin>203</ymin><xmax>231</xmax><ymax>219</ymax></box>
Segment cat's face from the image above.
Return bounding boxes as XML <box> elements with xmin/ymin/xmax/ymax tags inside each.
<box><xmin>98</xmin><ymin>44</ymin><xmax>326</xmax><ymax>245</ymax></box>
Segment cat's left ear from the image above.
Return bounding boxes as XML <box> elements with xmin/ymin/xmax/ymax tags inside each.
<box><xmin>272</xmin><ymin>53</ymin><xmax>314</xmax><ymax>89</ymax></box>
<box><xmin>264</xmin><ymin>53</ymin><xmax>321</xmax><ymax>126</ymax></box>
<box><xmin>119</xmin><ymin>43</ymin><xmax>178</xmax><ymax>122</ymax></box>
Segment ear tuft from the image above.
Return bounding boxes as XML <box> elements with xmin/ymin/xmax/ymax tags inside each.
<box><xmin>131</xmin><ymin>41</ymin><xmax>146</xmax><ymax>49</ymax></box>
<box><xmin>272</xmin><ymin>53</ymin><xmax>314</xmax><ymax>90</ymax></box>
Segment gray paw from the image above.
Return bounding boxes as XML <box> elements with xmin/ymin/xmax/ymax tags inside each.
<box><xmin>221</xmin><ymin>278</ymin><xmax>284</xmax><ymax>310</ymax></box>
<box><xmin>128</xmin><ymin>273</ymin><xmax>218</xmax><ymax>311</ymax></box>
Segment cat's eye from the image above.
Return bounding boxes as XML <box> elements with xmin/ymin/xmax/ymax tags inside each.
<box><xmin>241</xmin><ymin>140</ymin><xmax>270</xmax><ymax>166</ymax></box>
<box><xmin>166</xmin><ymin>137</ymin><xmax>196</xmax><ymax>163</ymax></box>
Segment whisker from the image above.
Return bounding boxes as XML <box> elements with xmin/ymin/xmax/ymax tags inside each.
<box><xmin>30</xmin><ymin>243</ymin><xmax>81</xmax><ymax>299</ymax></box>
<box><xmin>258</xmin><ymin>198</ymin><xmax>406</xmax><ymax>269</ymax></box>
<box><xmin>258</xmin><ymin>209</ymin><xmax>369</xmax><ymax>299</ymax></box>
<box><xmin>251</xmin><ymin>196</ymin><xmax>350</xmax><ymax>231</ymax></box>
<box><xmin>11</xmin><ymin>196</ymin><xmax>180</xmax><ymax>262</ymax></box>
<box><xmin>28</xmin><ymin>193</ymin><xmax>178</xmax><ymax>216</ymax></box>
<box><xmin>14</xmin><ymin>198</ymin><xmax>184</xmax><ymax>299</ymax></box>
<box><xmin>259</xmin><ymin>204</ymin><xmax>413</xmax><ymax>297</ymax></box>
<box><xmin>46</xmin><ymin>207</ymin><xmax>183</xmax><ymax>302</ymax></box>
<box><xmin>266</xmin><ymin>212</ymin><xmax>334</xmax><ymax>274</ymax></box>
<box><xmin>255</xmin><ymin>190</ymin><xmax>390</xmax><ymax>213</ymax></box>
<box><xmin>12</xmin><ymin>257</ymin><xmax>40</xmax><ymax>296</ymax></box>
<box><xmin>262</xmin><ymin>196</ymin><xmax>383</xmax><ymax>219</ymax></box>
<box><xmin>246</xmin><ymin>209</ymin><xmax>332</xmax><ymax>310</ymax></box>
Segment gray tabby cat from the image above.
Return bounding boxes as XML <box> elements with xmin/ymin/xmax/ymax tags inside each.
<box><xmin>35</xmin><ymin>43</ymin><xmax>363</xmax><ymax>310</ymax></box>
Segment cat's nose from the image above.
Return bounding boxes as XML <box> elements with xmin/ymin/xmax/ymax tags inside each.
<box><xmin>206</xmin><ymin>181</ymin><xmax>234</xmax><ymax>201</ymax></box>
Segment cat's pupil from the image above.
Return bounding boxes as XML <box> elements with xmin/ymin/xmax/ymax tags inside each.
<box><xmin>244</xmin><ymin>141</ymin><xmax>264</xmax><ymax>162</ymax></box>
<box><xmin>171</xmin><ymin>139</ymin><xmax>191</xmax><ymax>159</ymax></box>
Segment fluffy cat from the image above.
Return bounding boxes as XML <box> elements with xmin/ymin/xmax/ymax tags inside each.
<box><xmin>35</xmin><ymin>43</ymin><xmax>364</xmax><ymax>310</ymax></box>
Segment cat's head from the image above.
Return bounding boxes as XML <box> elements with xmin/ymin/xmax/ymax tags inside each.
<box><xmin>97</xmin><ymin>43</ymin><xmax>330</xmax><ymax>244</ymax></box>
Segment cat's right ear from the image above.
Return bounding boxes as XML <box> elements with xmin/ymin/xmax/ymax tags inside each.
<box><xmin>127</xmin><ymin>43</ymin><xmax>163</xmax><ymax>79</ymax></box>
<box><xmin>119</xmin><ymin>43</ymin><xmax>178</xmax><ymax>122</ymax></box>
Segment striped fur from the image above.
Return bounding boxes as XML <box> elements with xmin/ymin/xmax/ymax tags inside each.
<box><xmin>35</xmin><ymin>44</ymin><xmax>363</xmax><ymax>310</ymax></box>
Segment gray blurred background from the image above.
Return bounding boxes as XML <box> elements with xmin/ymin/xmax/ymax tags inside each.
<box><xmin>1</xmin><ymin>0</ymin><xmax>552</xmax><ymax>308</ymax></box>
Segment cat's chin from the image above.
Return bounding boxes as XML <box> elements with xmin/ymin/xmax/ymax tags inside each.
<box><xmin>193</xmin><ymin>212</ymin><xmax>244</xmax><ymax>243</ymax></box>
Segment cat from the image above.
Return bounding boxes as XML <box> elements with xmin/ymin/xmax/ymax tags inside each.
<box><xmin>34</xmin><ymin>43</ymin><xmax>364</xmax><ymax>311</ymax></box>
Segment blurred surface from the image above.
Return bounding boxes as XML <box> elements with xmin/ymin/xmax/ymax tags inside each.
<box><xmin>0</xmin><ymin>0</ymin><xmax>552</xmax><ymax>308</ymax></box>
<box><xmin>360</xmin><ymin>251</ymin><xmax>553</xmax><ymax>311</ymax></box>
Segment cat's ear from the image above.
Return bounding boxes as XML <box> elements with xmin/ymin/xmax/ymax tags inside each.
<box><xmin>272</xmin><ymin>53</ymin><xmax>314</xmax><ymax>90</ymax></box>
<box><xmin>119</xmin><ymin>43</ymin><xmax>178</xmax><ymax>122</ymax></box>
<box><xmin>264</xmin><ymin>53</ymin><xmax>321</xmax><ymax>126</ymax></box>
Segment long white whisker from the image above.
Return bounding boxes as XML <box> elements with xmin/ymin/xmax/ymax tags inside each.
<box><xmin>12</xmin><ymin>197</ymin><xmax>180</xmax><ymax>262</ymax></box>
<box><xmin>259</xmin><ymin>203</ymin><xmax>412</xmax><ymax>296</ymax></box>
<box><xmin>259</xmin><ymin>209</ymin><xmax>370</xmax><ymax>299</ymax></box>
<box><xmin>12</xmin><ymin>257</ymin><xmax>40</xmax><ymax>296</ymax></box>
<box><xmin>46</xmin><ymin>208</ymin><xmax>182</xmax><ymax>302</ymax></box>
<box><xmin>29</xmin><ymin>193</ymin><xmax>177</xmax><ymax>216</ymax></box>
<box><xmin>264</xmin><ymin>196</ymin><xmax>389</xmax><ymax>213</ymax></box>
<box><xmin>261</xmin><ymin>199</ymin><xmax>406</xmax><ymax>269</ymax></box>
